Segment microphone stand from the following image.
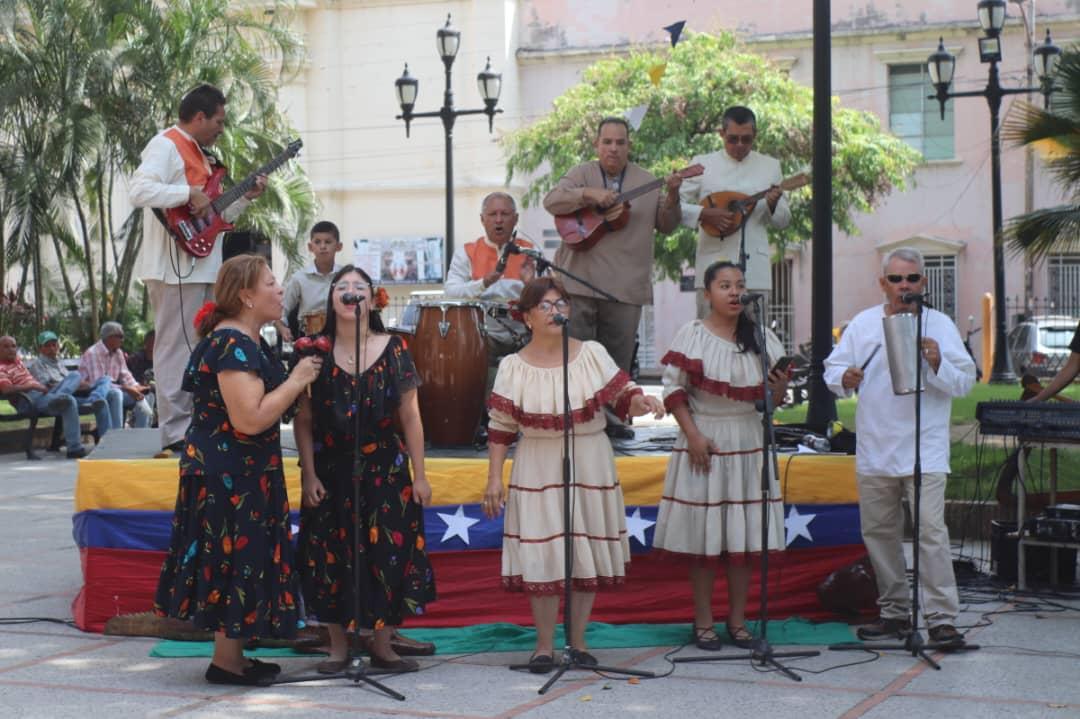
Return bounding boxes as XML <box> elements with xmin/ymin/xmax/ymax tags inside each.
<box><xmin>513</xmin><ymin>244</ymin><xmax>623</xmax><ymax>305</ymax></box>
<box><xmin>829</xmin><ymin>296</ymin><xmax>978</xmax><ymax>667</ymax></box>
<box><xmin>272</xmin><ymin>299</ymin><xmax>406</xmax><ymax>700</ymax></box>
<box><xmin>673</xmin><ymin>297</ymin><xmax>819</xmax><ymax>681</ymax></box>
<box><xmin>507</xmin><ymin>314</ymin><xmax>655</xmax><ymax>693</ymax></box>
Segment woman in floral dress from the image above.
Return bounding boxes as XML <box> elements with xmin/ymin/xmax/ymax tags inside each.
<box><xmin>295</xmin><ymin>266</ymin><xmax>435</xmax><ymax>674</ymax></box>
<box><xmin>154</xmin><ymin>255</ymin><xmax>322</xmax><ymax>686</ymax></box>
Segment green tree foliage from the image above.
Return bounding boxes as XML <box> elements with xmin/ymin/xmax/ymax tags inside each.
<box><xmin>503</xmin><ymin>32</ymin><xmax>921</xmax><ymax>280</ymax></box>
<box><xmin>1003</xmin><ymin>47</ymin><xmax>1080</xmax><ymax>259</ymax></box>
<box><xmin>0</xmin><ymin>0</ymin><xmax>315</xmax><ymax>343</ymax></box>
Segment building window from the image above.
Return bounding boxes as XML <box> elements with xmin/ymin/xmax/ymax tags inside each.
<box><xmin>923</xmin><ymin>254</ymin><xmax>957</xmax><ymax>320</ymax></box>
<box><xmin>768</xmin><ymin>259</ymin><xmax>795</xmax><ymax>354</ymax></box>
<box><xmin>1048</xmin><ymin>254</ymin><xmax>1080</xmax><ymax>315</ymax></box>
<box><xmin>888</xmin><ymin>64</ymin><xmax>954</xmax><ymax>161</ymax></box>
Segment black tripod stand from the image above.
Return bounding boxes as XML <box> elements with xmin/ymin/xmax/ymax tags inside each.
<box><xmin>829</xmin><ymin>298</ymin><xmax>978</xmax><ymax>668</ymax></box>
<box><xmin>674</xmin><ymin>297</ymin><xmax>819</xmax><ymax>681</ymax></box>
<box><xmin>507</xmin><ymin>311</ymin><xmax>655</xmax><ymax>694</ymax></box>
<box><xmin>272</xmin><ymin>300</ymin><xmax>405</xmax><ymax>700</ymax></box>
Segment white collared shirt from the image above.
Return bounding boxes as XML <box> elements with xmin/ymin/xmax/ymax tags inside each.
<box><xmin>679</xmin><ymin>149</ymin><xmax>791</xmax><ymax>291</ymax></box>
<box><xmin>823</xmin><ymin>305</ymin><xmax>975</xmax><ymax>477</ymax></box>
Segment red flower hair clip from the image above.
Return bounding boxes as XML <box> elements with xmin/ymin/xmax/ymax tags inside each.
<box><xmin>373</xmin><ymin>287</ymin><xmax>390</xmax><ymax>310</ymax></box>
<box><xmin>193</xmin><ymin>301</ymin><xmax>217</xmax><ymax>330</ymax></box>
<box><xmin>508</xmin><ymin>300</ymin><xmax>524</xmax><ymax>323</ymax></box>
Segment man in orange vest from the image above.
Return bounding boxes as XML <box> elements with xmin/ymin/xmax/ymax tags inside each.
<box><xmin>444</xmin><ymin>192</ymin><xmax>536</xmax><ymax>363</ymax></box>
<box><xmin>129</xmin><ymin>84</ymin><xmax>268</xmax><ymax>457</ymax></box>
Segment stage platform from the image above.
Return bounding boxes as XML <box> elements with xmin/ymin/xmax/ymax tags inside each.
<box><xmin>71</xmin><ymin>428</ymin><xmax>868</xmax><ymax>632</ymax></box>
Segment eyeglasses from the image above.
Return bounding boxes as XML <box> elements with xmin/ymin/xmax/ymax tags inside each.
<box><xmin>885</xmin><ymin>273</ymin><xmax>922</xmax><ymax>284</ymax></box>
<box><xmin>724</xmin><ymin>134</ymin><xmax>754</xmax><ymax>146</ymax></box>
<box><xmin>333</xmin><ymin>282</ymin><xmax>369</xmax><ymax>292</ymax></box>
<box><xmin>536</xmin><ymin>299</ymin><xmax>570</xmax><ymax>313</ymax></box>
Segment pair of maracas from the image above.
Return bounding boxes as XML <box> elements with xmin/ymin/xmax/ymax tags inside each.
<box><xmin>294</xmin><ymin>334</ymin><xmax>332</xmax><ymax>395</ymax></box>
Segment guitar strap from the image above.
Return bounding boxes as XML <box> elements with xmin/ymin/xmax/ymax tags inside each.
<box><xmin>599</xmin><ymin>162</ymin><xmax>626</xmax><ymax>193</ymax></box>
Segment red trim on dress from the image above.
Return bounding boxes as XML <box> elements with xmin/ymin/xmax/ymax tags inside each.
<box><xmin>660</xmin><ymin>495</ymin><xmax>784</xmax><ymax>508</ymax></box>
<box><xmin>503</xmin><ymin>530</ymin><xmax>627</xmax><ymax>544</ymax></box>
<box><xmin>651</xmin><ymin>548</ymin><xmax>786</xmax><ymax>568</ymax></box>
<box><xmin>507</xmin><ymin>481</ymin><xmax>620</xmax><ymax>493</ymax></box>
<box><xmin>613</xmin><ymin>386</ymin><xmax>643</xmax><ymax>422</ymax></box>
<box><xmin>663</xmin><ymin>389</ymin><xmax>689</xmax><ymax>412</ymax></box>
<box><xmin>672</xmin><ymin>447</ymin><xmax>763</xmax><ymax>458</ymax></box>
<box><xmin>487</xmin><ymin>370</ymin><xmax>632</xmax><ymax>431</ymax></box>
<box><xmin>660</xmin><ymin>351</ymin><xmax>764</xmax><ymax>403</ymax></box>
<box><xmin>486</xmin><ymin>428</ymin><xmax>518</xmax><ymax>446</ymax></box>
<box><xmin>502</xmin><ymin>572</ymin><xmax>628</xmax><ymax>595</ymax></box>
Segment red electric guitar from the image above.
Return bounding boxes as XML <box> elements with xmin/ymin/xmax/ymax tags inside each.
<box><xmin>554</xmin><ymin>163</ymin><xmax>704</xmax><ymax>252</ymax></box>
<box><xmin>164</xmin><ymin>138</ymin><xmax>303</xmax><ymax>257</ymax></box>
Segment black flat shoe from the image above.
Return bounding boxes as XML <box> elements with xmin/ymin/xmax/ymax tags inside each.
<box><xmin>204</xmin><ymin>663</ymin><xmax>274</xmax><ymax>687</ymax></box>
<box><xmin>527</xmin><ymin>653</ymin><xmax>554</xmax><ymax>674</ymax></box>
<box><xmin>570</xmin><ymin>649</ymin><xmax>598</xmax><ymax>667</ymax></box>
<box><xmin>247</xmin><ymin>658</ymin><xmax>281</xmax><ymax>677</ymax></box>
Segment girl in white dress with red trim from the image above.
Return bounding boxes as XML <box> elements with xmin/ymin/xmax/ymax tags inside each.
<box><xmin>483</xmin><ymin>277</ymin><xmax>665</xmax><ymax>674</ymax></box>
<box><xmin>653</xmin><ymin>261</ymin><xmax>788</xmax><ymax>651</ymax></box>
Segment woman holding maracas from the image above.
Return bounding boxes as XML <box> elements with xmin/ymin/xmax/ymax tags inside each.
<box><xmin>294</xmin><ymin>265</ymin><xmax>436</xmax><ymax>674</ymax></box>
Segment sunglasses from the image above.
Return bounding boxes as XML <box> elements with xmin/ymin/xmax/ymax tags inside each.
<box><xmin>724</xmin><ymin>134</ymin><xmax>755</xmax><ymax>146</ymax></box>
<box><xmin>885</xmin><ymin>273</ymin><xmax>922</xmax><ymax>284</ymax></box>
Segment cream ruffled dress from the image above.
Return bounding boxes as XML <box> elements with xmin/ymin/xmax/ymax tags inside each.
<box><xmin>487</xmin><ymin>340</ymin><xmax>641</xmax><ymax>593</ymax></box>
<box><xmin>652</xmin><ymin>320</ymin><xmax>786</xmax><ymax>564</ymax></box>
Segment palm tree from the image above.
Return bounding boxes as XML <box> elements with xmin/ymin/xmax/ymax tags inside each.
<box><xmin>1003</xmin><ymin>47</ymin><xmax>1080</xmax><ymax>259</ymax></box>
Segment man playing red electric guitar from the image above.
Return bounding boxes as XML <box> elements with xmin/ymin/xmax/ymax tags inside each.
<box><xmin>130</xmin><ymin>84</ymin><xmax>268</xmax><ymax>457</ymax></box>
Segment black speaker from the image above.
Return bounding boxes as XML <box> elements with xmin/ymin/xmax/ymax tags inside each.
<box><xmin>990</xmin><ymin>520</ymin><xmax>1077</xmax><ymax>585</ymax></box>
<box><xmin>222</xmin><ymin>230</ymin><xmax>272</xmax><ymax>268</ymax></box>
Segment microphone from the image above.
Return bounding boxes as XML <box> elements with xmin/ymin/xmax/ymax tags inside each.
<box><xmin>739</xmin><ymin>292</ymin><xmax>764</xmax><ymax>305</ymax></box>
<box><xmin>494</xmin><ymin>232</ymin><xmax>516</xmax><ymax>273</ymax></box>
<box><xmin>505</xmin><ymin>241</ymin><xmax>545</xmax><ymax>262</ymax></box>
<box><xmin>552</xmin><ymin>313</ymin><xmax>570</xmax><ymax>326</ymax></box>
<box><xmin>900</xmin><ymin>291</ymin><xmax>928</xmax><ymax>304</ymax></box>
<box><xmin>341</xmin><ymin>292</ymin><xmax>365</xmax><ymax>306</ymax></box>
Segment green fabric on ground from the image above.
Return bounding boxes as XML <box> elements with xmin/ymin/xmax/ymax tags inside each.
<box><xmin>149</xmin><ymin>618</ymin><xmax>857</xmax><ymax>658</ymax></box>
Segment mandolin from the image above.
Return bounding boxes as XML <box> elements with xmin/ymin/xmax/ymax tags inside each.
<box><xmin>164</xmin><ymin>138</ymin><xmax>303</xmax><ymax>258</ymax></box>
<box><xmin>699</xmin><ymin>172</ymin><xmax>809</xmax><ymax>238</ymax></box>
<box><xmin>554</xmin><ymin>164</ymin><xmax>704</xmax><ymax>252</ymax></box>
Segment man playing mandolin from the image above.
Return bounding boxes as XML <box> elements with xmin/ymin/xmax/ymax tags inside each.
<box><xmin>130</xmin><ymin>84</ymin><xmax>268</xmax><ymax>457</ymax></box>
<box><xmin>679</xmin><ymin>106</ymin><xmax>791</xmax><ymax>319</ymax></box>
<box><xmin>543</xmin><ymin>116</ymin><xmax>683</xmax><ymax>439</ymax></box>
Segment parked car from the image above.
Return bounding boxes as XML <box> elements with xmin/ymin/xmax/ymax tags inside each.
<box><xmin>1006</xmin><ymin>315</ymin><xmax>1077</xmax><ymax>377</ymax></box>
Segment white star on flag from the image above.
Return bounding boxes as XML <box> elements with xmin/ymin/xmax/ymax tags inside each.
<box><xmin>625</xmin><ymin>507</ymin><xmax>656</xmax><ymax>546</ymax></box>
<box><xmin>437</xmin><ymin>505</ymin><xmax>480</xmax><ymax>546</ymax></box>
<box><xmin>784</xmin><ymin>506</ymin><xmax>816</xmax><ymax>547</ymax></box>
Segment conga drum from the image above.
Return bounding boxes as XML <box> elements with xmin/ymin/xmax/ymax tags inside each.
<box><xmin>302</xmin><ymin>311</ymin><xmax>327</xmax><ymax>336</ymax></box>
<box><xmin>410</xmin><ymin>300</ymin><xmax>488</xmax><ymax>446</ymax></box>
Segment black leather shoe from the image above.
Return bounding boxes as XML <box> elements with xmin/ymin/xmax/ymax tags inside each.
<box><xmin>692</xmin><ymin>626</ymin><xmax>724</xmax><ymax>651</ymax></box>
<box><xmin>856</xmin><ymin>617</ymin><xmax>912</xmax><ymax>641</ymax></box>
<box><xmin>570</xmin><ymin>649</ymin><xmax>598</xmax><ymax>667</ymax></box>
<box><xmin>66</xmin><ymin>447</ymin><xmax>88</xmax><ymax>459</ymax></box>
<box><xmin>247</xmin><ymin>658</ymin><xmax>281</xmax><ymax>677</ymax></box>
<box><xmin>928</xmin><ymin>624</ymin><xmax>966</xmax><ymax>647</ymax></box>
<box><xmin>726</xmin><ymin>624</ymin><xmax>754</xmax><ymax>649</ymax></box>
<box><xmin>204</xmin><ymin>663</ymin><xmax>274</xmax><ymax>687</ymax></box>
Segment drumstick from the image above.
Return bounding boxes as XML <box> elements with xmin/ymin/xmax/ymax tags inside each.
<box><xmin>860</xmin><ymin>344</ymin><xmax>881</xmax><ymax>371</ymax></box>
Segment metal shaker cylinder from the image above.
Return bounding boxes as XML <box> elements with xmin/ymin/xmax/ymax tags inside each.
<box><xmin>882</xmin><ymin>312</ymin><xmax>924</xmax><ymax>395</ymax></box>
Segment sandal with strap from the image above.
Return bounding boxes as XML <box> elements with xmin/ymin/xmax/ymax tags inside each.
<box><xmin>726</xmin><ymin>624</ymin><xmax>754</xmax><ymax>649</ymax></box>
<box><xmin>692</xmin><ymin>625</ymin><xmax>724</xmax><ymax>651</ymax></box>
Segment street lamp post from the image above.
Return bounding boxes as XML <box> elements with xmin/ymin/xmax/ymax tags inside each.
<box><xmin>927</xmin><ymin>0</ymin><xmax>1060</xmax><ymax>383</ymax></box>
<box><xmin>395</xmin><ymin>14</ymin><xmax>503</xmax><ymax>272</ymax></box>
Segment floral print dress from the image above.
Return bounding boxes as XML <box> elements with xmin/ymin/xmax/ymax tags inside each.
<box><xmin>298</xmin><ymin>334</ymin><xmax>436</xmax><ymax>630</ymax></box>
<box><xmin>154</xmin><ymin>329</ymin><xmax>298</xmax><ymax>639</ymax></box>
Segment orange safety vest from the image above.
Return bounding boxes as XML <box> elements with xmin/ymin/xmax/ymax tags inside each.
<box><xmin>464</xmin><ymin>236</ymin><xmax>535</xmax><ymax>280</ymax></box>
<box><xmin>163</xmin><ymin>128</ymin><xmax>212</xmax><ymax>187</ymax></box>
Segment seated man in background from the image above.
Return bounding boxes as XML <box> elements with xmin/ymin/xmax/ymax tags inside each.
<box><xmin>126</xmin><ymin>329</ymin><xmax>155</xmax><ymax>385</ymax></box>
<box><xmin>29</xmin><ymin>330</ymin><xmax>122</xmax><ymax>437</ymax></box>
<box><xmin>79</xmin><ymin>322</ymin><xmax>153</xmax><ymax>429</ymax></box>
<box><xmin>0</xmin><ymin>335</ymin><xmax>90</xmax><ymax>458</ymax></box>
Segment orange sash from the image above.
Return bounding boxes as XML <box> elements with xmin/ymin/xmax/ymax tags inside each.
<box><xmin>464</xmin><ymin>236</ymin><xmax>535</xmax><ymax>280</ymax></box>
<box><xmin>163</xmin><ymin>128</ymin><xmax>211</xmax><ymax>187</ymax></box>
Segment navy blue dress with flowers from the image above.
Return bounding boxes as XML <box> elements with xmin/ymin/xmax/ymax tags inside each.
<box><xmin>154</xmin><ymin>329</ymin><xmax>298</xmax><ymax>639</ymax></box>
<box><xmin>298</xmin><ymin>334</ymin><xmax>436</xmax><ymax>630</ymax></box>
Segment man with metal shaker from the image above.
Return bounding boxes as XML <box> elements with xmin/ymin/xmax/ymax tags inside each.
<box><xmin>824</xmin><ymin>247</ymin><xmax>975</xmax><ymax>647</ymax></box>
